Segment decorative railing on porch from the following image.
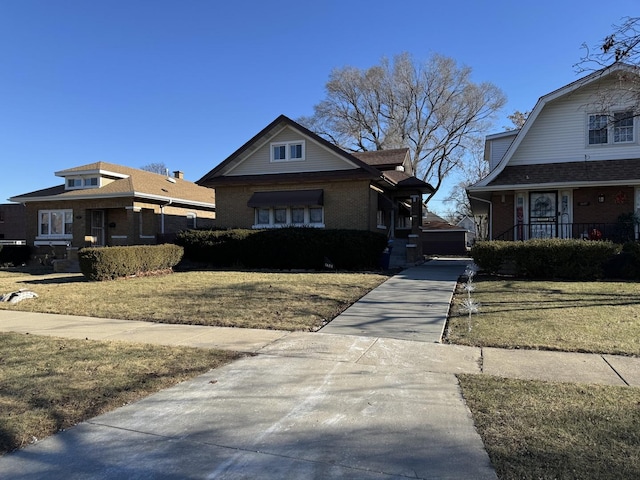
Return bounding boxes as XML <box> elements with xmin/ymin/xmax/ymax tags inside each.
<box><xmin>494</xmin><ymin>222</ymin><xmax>638</xmax><ymax>243</ymax></box>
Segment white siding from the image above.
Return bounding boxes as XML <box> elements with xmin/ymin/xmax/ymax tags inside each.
<box><xmin>511</xmin><ymin>79</ymin><xmax>640</xmax><ymax>166</ymax></box>
<box><xmin>226</xmin><ymin>126</ymin><xmax>358</xmax><ymax>176</ymax></box>
<box><xmin>488</xmin><ymin>135</ymin><xmax>516</xmax><ymax>170</ymax></box>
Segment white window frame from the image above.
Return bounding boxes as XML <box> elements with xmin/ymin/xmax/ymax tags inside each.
<box><xmin>270</xmin><ymin>140</ymin><xmax>305</xmax><ymax>162</ymax></box>
<box><xmin>253</xmin><ymin>206</ymin><xmax>324</xmax><ymax>229</ymax></box>
<box><xmin>66</xmin><ymin>176</ymin><xmax>100</xmax><ymax>190</ymax></box>
<box><xmin>66</xmin><ymin>178</ymin><xmax>83</xmax><ymax>189</ymax></box>
<box><xmin>37</xmin><ymin>209</ymin><xmax>73</xmax><ymax>239</ymax></box>
<box><xmin>587</xmin><ymin>111</ymin><xmax>635</xmax><ymax>146</ymax></box>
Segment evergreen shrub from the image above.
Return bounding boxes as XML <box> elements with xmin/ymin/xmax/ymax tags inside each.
<box><xmin>78</xmin><ymin>244</ymin><xmax>184</xmax><ymax>281</ymax></box>
<box><xmin>471</xmin><ymin>239</ymin><xmax>617</xmax><ymax>280</ymax></box>
<box><xmin>175</xmin><ymin>228</ymin><xmax>388</xmax><ymax>270</ymax></box>
<box><xmin>0</xmin><ymin>245</ymin><xmax>30</xmax><ymax>266</ymax></box>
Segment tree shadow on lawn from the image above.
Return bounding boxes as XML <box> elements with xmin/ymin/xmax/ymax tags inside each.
<box><xmin>473</xmin><ymin>279</ymin><xmax>640</xmax><ymax>314</ymax></box>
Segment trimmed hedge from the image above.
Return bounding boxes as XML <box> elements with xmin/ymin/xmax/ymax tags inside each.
<box><xmin>604</xmin><ymin>242</ymin><xmax>640</xmax><ymax>279</ymax></box>
<box><xmin>0</xmin><ymin>245</ymin><xmax>30</xmax><ymax>266</ymax></box>
<box><xmin>175</xmin><ymin>228</ymin><xmax>388</xmax><ymax>270</ymax></box>
<box><xmin>471</xmin><ymin>239</ymin><xmax>618</xmax><ymax>280</ymax></box>
<box><xmin>78</xmin><ymin>244</ymin><xmax>184</xmax><ymax>281</ymax></box>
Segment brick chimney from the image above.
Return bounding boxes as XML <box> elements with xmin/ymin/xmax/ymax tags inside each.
<box><xmin>173</xmin><ymin>171</ymin><xmax>184</xmax><ymax>179</ymax></box>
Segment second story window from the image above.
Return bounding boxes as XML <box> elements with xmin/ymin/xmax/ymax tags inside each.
<box><xmin>588</xmin><ymin>111</ymin><xmax>635</xmax><ymax>145</ymax></box>
<box><xmin>270</xmin><ymin>141</ymin><xmax>305</xmax><ymax>162</ymax></box>
<box><xmin>614</xmin><ymin>112</ymin><xmax>634</xmax><ymax>143</ymax></box>
<box><xmin>588</xmin><ymin>115</ymin><xmax>608</xmax><ymax>144</ymax></box>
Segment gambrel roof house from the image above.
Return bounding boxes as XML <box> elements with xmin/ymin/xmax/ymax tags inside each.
<box><xmin>468</xmin><ymin>63</ymin><xmax>640</xmax><ymax>242</ymax></box>
<box><xmin>10</xmin><ymin>162</ymin><xmax>216</xmax><ymax>267</ymax></box>
<box><xmin>197</xmin><ymin>114</ymin><xmax>434</xmax><ymax>264</ymax></box>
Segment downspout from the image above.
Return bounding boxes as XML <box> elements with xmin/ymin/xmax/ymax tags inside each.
<box><xmin>160</xmin><ymin>199</ymin><xmax>173</xmax><ymax>234</ymax></box>
<box><xmin>468</xmin><ymin>195</ymin><xmax>493</xmax><ymax>240</ymax></box>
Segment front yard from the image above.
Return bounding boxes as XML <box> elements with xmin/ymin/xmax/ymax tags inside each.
<box><xmin>0</xmin><ymin>269</ymin><xmax>388</xmax><ymax>331</ymax></box>
<box><xmin>446</xmin><ymin>275</ymin><xmax>640</xmax><ymax>480</ymax></box>
<box><xmin>446</xmin><ymin>277</ymin><xmax>640</xmax><ymax>356</ymax></box>
<box><xmin>1</xmin><ymin>267</ymin><xmax>639</xmax><ymax>478</ymax></box>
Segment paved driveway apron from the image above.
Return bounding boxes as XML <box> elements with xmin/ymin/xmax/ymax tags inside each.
<box><xmin>0</xmin><ymin>259</ymin><xmax>497</xmax><ymax>479</ymax></box>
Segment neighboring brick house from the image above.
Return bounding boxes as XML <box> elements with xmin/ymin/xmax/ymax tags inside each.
<box><xmin>468</xmin><ymin>63</ymin><xmax>640</xmax><ymax>241</ymax></box>
<box><xmin>197</xmin><ymin>115</ymin><xmax>433</xmax><ymax>263</ymax></box>
<box><xmin>10</xmin><ymin>162</ymin><xmax>216</xmax><ymax>263</ymax></box>
<box><xmin>0</xmin><ymin>203</ymin><xmax>26</xmax><ymax>244</ymax></box>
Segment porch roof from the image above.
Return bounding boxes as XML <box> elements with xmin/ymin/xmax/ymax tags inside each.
<box><xmin>485</xmin><ymin>159</ymin><xmax>640</xmax><ymax>187</ymax></box>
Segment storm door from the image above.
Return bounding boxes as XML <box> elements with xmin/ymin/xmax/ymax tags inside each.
<box><xmin>529</xmin><ymin>192</ymin><xmax>557</xmax><ymax>239</ymax></box>
<box><xmin>90</xmin><ymin>210</ymin><xmax>105</xmax><ymax>246</ymax></box>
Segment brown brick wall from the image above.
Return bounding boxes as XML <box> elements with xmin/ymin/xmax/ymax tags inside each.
<box><xmin>0</xmin><ymin>204</ymin><xmax>26</xmax><ymax>240</ymax></box>
<box><xmin>215</xmin><ymin>181</ymin><xmax>375</xmax><ymax>231</ymax></box>
<box><xmin>573</xmin><ymin>186</ymin><xmax>635</xmax><ymax>224</ymax></box>
<box><xmin>490</xmin><ymin>193</ymin><xmax>515</xmax><ymax>239</ymax></box>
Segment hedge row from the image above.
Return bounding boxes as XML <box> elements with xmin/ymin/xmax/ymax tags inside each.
<box><xmin>0</xmin><ymin>245</ymin><xmax>30</xmax><ymax>266</ymax></box>
<box><xmin>175</xmin><ymin>228</ymin><xmax>388</xmax><ymax>270</ymax></box>
<box><xmin>78</xmin><ymin>244</ymin><xmax>184</xmax><ymax>281</ymax></box>
<box><xmin>470</xmin><ymin>239</ymin><xmax>618</xmax><ymax>280</ymax></box>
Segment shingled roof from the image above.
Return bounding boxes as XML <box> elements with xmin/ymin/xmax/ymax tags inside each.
<box><xmin>352</xmin><ymin>148</ymin><xmax>409</xmax><ymax>169</ymax></box>
<box><xmin>486</xmin><ymin>159</ymin><xmax>640</xmax><ymax>187</ymax></box>
<box><xmin>10</xmin><ymin>162</ymin><xmax>215</xmax><ymax>208</ymax></box>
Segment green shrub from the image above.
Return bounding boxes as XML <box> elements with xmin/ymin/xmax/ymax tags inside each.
<box><xmin>471</xmin><ymin>239</ymin><xmax>617</xmax><ymax>280</ymax></box>
<box><xmin>604</xmin><ymin>242</ymin><xmax>640</xmax><ymax>279</ymax></box>
<box><xmin>175</xmin><ymin>229</ymin><xmax>253</xmax><ymax>266</ymax></box>
<box><xmin>0</xmin><ymin>245</ymin><xmax>30</xmax><ymax>266</ymax></box>
<box><xmin>78</xmin><ymin>244</ymin><xmax>184</xmax><ymax>281</ymax></box>
<box><xmin>176</xmin><ymin>228</ymin><xmax>387</xmax><ymax>271</ymax></box>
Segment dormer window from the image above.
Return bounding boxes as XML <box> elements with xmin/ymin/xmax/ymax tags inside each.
<box><xmin>588</xmin><ymin>111</ymin><xmax>635</xmax><ymax>145</ymax></box>
<box><xmin>271</xmin><ymin>141</ymin><xmax>305</xmax><ymax>162</ymax></box>
<box><xmin>66</xmin><ymin>176</ymin><xmax>99</xmax><ymax>190</ymax></box>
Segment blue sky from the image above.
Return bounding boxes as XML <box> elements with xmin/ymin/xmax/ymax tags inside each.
<box><xmin>1</xmin><ymin>0</ymin><xmax>637</xmax><ymax>215</ymax></box>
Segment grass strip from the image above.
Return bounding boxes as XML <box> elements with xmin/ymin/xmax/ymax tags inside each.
<box><xmin>458</xmin><ymin>375</ymin><xmax>640</xmax><ymax>480</ymax></box>
<box><xmin>0</xmin><ymin>332</ymin><xmax>238</xmax><ymax>455</ymax></box>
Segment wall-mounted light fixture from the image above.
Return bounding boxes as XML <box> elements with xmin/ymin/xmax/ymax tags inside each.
<box><xmin>598</xmin><ymin>194</ymin><xmax>605</xmax><ymax>203</ymax></box>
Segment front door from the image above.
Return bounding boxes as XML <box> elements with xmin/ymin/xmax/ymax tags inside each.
<box><xmin>529</xmin><ymin>192</ymin><xmax>557</xmax><ymax>239</ymax></box>
<box><xmin>91</xmin><ymin>210</ymin><xmax>105</xmax><ymax>246</ymax></box>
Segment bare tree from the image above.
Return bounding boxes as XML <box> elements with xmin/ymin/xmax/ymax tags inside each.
<box><xmin>140</xmin><ymin>162</ymin><xmax>169</xmax><ymax>175</ymax></box>
<box><xmin>444</xmin><ymin>137</ymin><xmax>489</xmax><ymax>240</ymax></box>
<box><xmin>504</xmin><ymin>110</ymin><xmax>530</xmax><ymax>130</ymax></box>
<box><xmin>298</xmin><ymin>53</ymin><xmax>506</xmax><ymax>201</ymax></box>
<box><xmin>576</xmin><ymin>17</ymin><xmax>640</xmax><ymax>69</ymax></box>
<box><xmin>575</xmin><ymin>17</ymin><xmax>640</xmax><ymax>127</ymax></box>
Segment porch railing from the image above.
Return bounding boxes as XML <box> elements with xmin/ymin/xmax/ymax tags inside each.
<box><xmin>494</xmin><ymin>222</ymin><xmax>638</xmax><ymax>243</ymax></box>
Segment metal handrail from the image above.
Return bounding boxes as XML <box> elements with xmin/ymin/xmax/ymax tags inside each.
<box><xmin>493</xmin><ymin>222</ymin><xmax>637</xmax><ymax>242</ymax></box>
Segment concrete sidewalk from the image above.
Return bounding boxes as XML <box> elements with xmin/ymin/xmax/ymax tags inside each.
<box><xmin>0</xmin><ymin>258</ymin><xmax>638</xmax><ymax>479</ymax></box>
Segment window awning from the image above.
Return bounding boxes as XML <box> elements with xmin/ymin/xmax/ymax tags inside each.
<box><xmin>247</xmin><ymin>189</ymin><xmax>324</xmax><ymax>207</ymax></box>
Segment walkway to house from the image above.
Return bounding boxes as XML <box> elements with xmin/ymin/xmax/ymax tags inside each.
<box><xmin>0</xmin><ymin>258</ymin><xmax>638</xmax><ymax>479</ymax></box>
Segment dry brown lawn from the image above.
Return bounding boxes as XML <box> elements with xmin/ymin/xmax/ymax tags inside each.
<box><xmin>0</xmin><ymin>269</ymin><xmax>388</xmax><ymax>331</ymax></box>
